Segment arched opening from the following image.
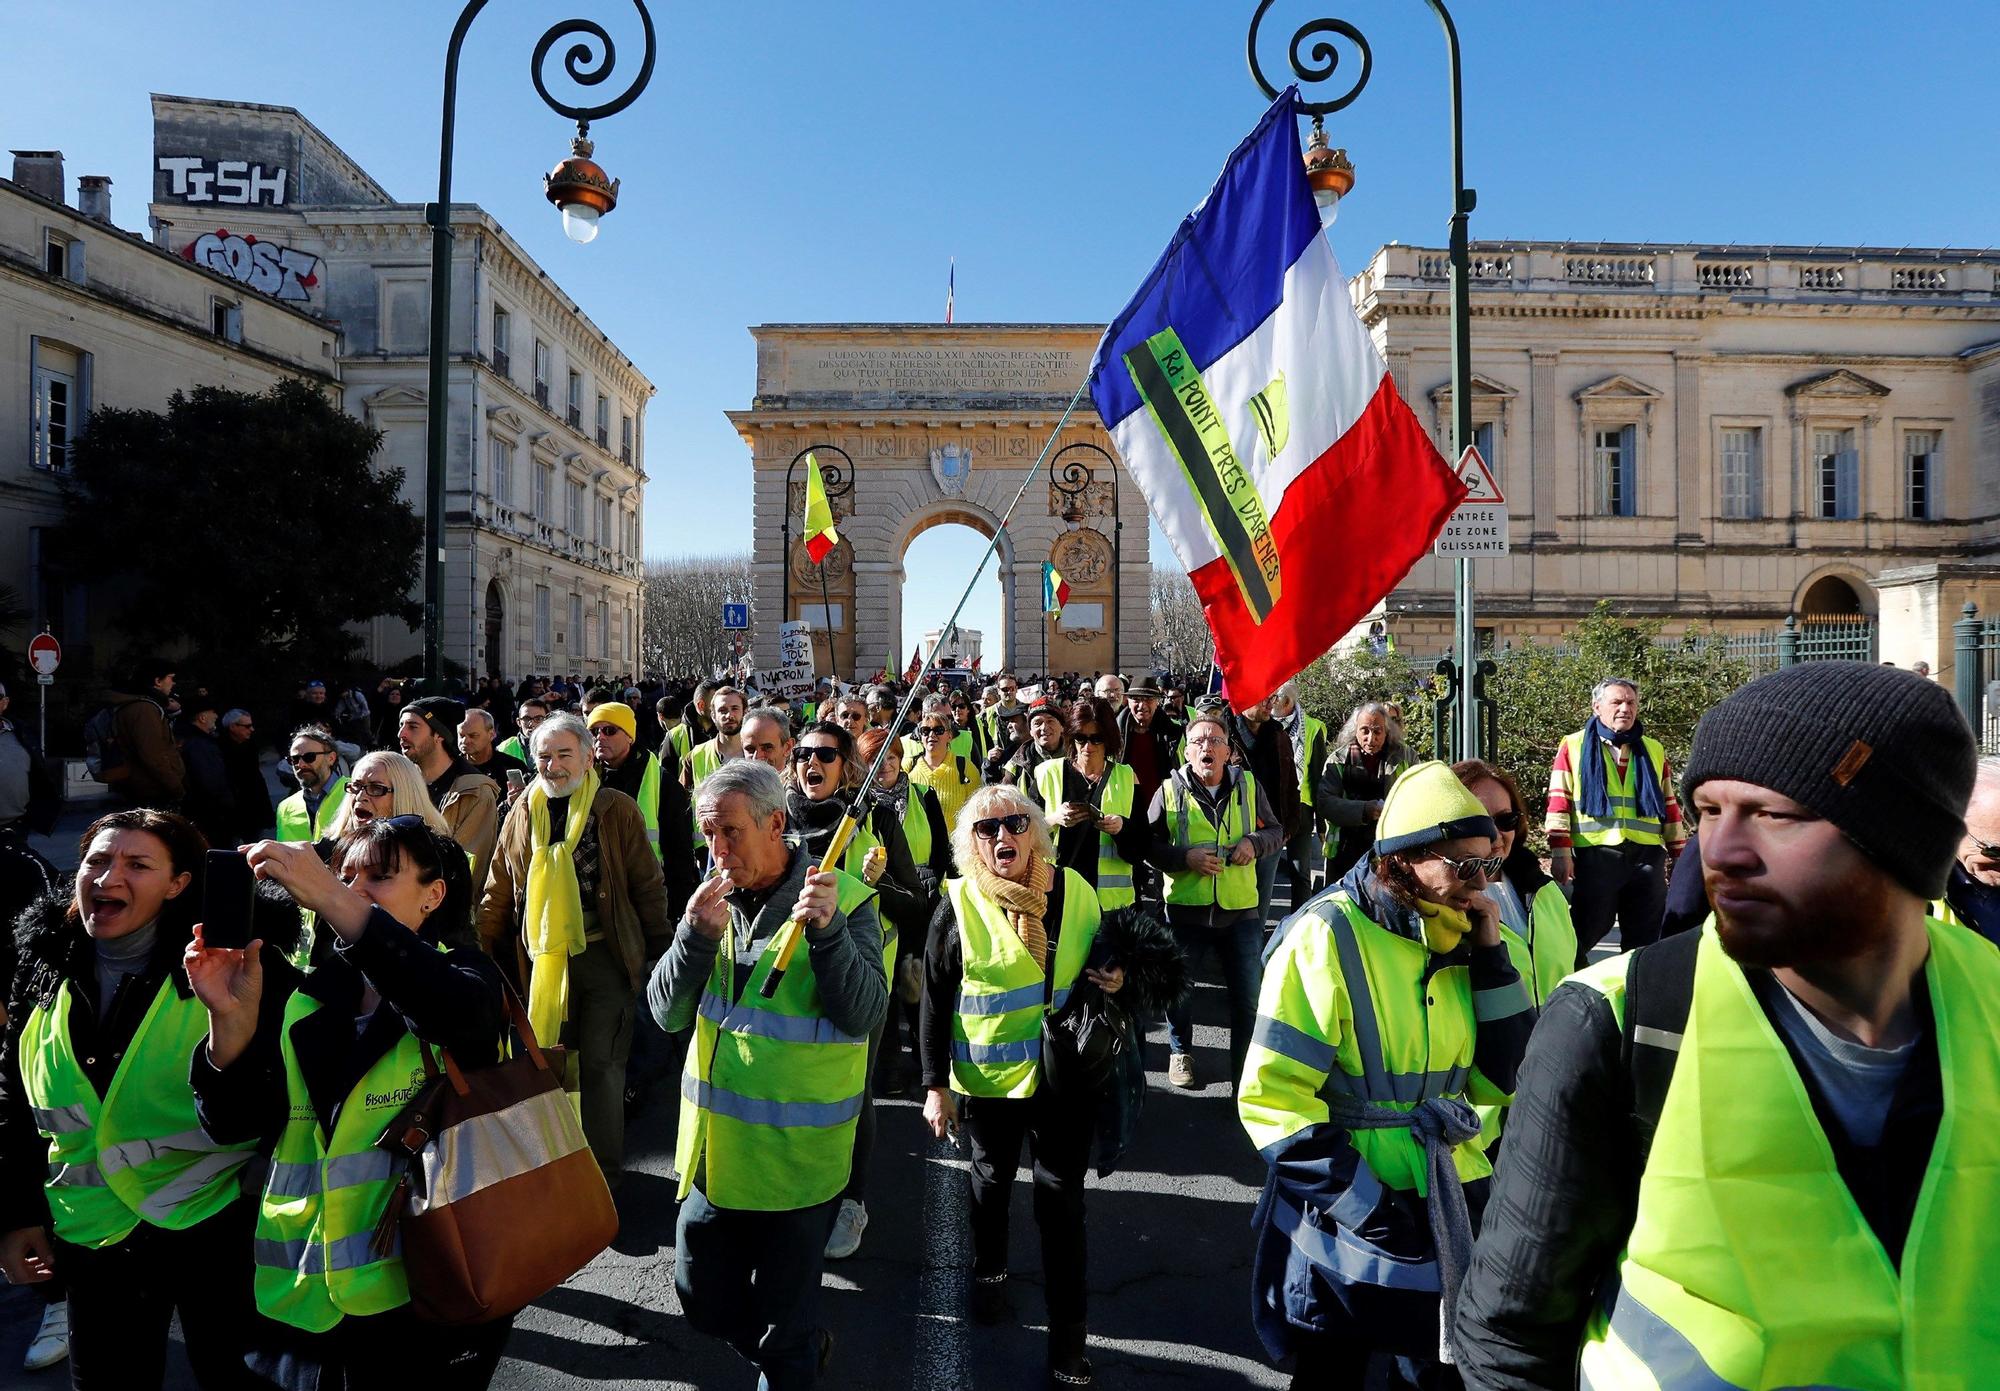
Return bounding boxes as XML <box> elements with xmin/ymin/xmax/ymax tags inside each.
<box><xmin>1799</xmin><ymin>574</ymin><xmax>1864</xmax><ymax>620</ymax></box>
<box><xmin>897</xmin><ymin>509</ymin><xmax>1011</xmax><ymax>679</ymax></box>
<box><xmin>484</xmin><ymin>580</ymin><xmax>506</xmax><ymax>679</ymax></box>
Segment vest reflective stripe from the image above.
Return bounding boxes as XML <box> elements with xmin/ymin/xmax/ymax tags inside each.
<box><xmin>636</xmin><ymin>754</ymin><xmax>663</xmax><ymax>861</ymax></box>
<box><xmin>674</xmin><ymin>871</ymin><xmax>875</xmax><ymax>1211</ymax></box>
<box><xmin>1033</xmin><ymin>759</ymin><xmax>1137</xmax><ymax>909</ymax></box>
<box><xmin>19</xmin><ymin>977</ymin><xmax>258</xmax><ymax>1248</ymax></box>
<box><xmin>1239</xmin><ymin>891</ymin><xmax>1491</xmax><ymax>1192</ymax></box>
<box><xmin>1562</xmin><ymin>732</ymin><xmax>1669</xmax><ymax>848</ymax></box>
<box><xmin>1162</xmin><ymin>769</ymin><xmax>1260</xmax><ymax>910</ymax></box>
<box><xmin>254</xmin><ymin>981</ymin><xmax>434</xmax><ymax>1332</ymax></box>
<box><xmin>695</xmin><ymin>990</ymin><xmax>864</xmax><ymax>1045</ymax></box>
<box><xmin>276</xmin><ymin>775</ymin><xmax>347</xmax><ymax>843</ymax></box>
<box><xmin>1574</xmin><ymin>918</ymin><xmax>2000</xmax><ymax>1389</ymax></box>
<box><xmin>947</xmin><ymin>868</ymin><xmax>1101</xmax><ymax>1099</ymax></box>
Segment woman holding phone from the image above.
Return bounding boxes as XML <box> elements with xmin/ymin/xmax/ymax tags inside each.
<box><xmin>919</xmin><ymin>784</ymin><xmax>1124</xmax><ymax>1389</ymax></box>
<box><xmin>186</xmin><ymin>816</ymin><xmax>511</xmax><ymax>1388</ymax></box>
<box><xmin>0</xmin><ymin>808</ymin><xmax>299</xmax><ymax>1389</ymax></box>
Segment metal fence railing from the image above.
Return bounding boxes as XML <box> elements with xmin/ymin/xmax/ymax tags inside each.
<box><xmin>1953</xmin><ymin>604</ymin><xmax>2000</xmax><ymax>754</ymax></box>
<box><xmin>1497</xmin><ymin>616</ymin><xmax>1875</xmax><ymax>674</ymax></box>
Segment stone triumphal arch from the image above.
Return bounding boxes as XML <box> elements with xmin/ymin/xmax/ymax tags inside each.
<box><xmin>730</xmin><ymin>325</ymin><xmax>1150</xmax><ymax>679</ymax></box>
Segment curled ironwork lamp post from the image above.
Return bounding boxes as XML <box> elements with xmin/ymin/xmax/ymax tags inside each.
<box><xmin>421</xmin><ymin>1</ymin><xmax>657</xmax><ymax>688</ymax></box>
<box><xmin>1248</xmin><ymin>0</ymin><xmax>1479</xmax><ymax>758</ymax></box>
<box><xmin>1050</xmin><ymin>442</ymin><xmax>1122</xmax><ymax>674</ymax></box>
<box><xmin>780</xmin><ymin>445</ymin><xmax>855</xmax><ymax>674</ymax></box>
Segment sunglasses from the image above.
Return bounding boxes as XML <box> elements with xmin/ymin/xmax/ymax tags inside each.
<box><xmin>346</xmin><ymin>780</ymin><xmax>395</xmax><ymax>799</ymax></box>
<box><xmin>1972</xmin><ymin>838</ymin><xmax>2000</xmax><ymax>861</ymax></box>
<box><xmin>1429</xmin><ymin>849</ymin><xmax>1505</xmax><ymax>882</ymax></box>
<box><xmin>288</xmin><ymin>751</ymin><xmax>329</xmax><ymax>765</ymax></box>
<box><xmin>971</xmin><ymin>813</ymin><xmax>1033</xmax><ymax>839</ymax></box>
<box><xmin>1491</xmin><ymin>810</ymin><xmax>1521</xmax><ymax>832</ymax></box>
<box><xmin>919</xmin><ymin>725</ymin><xmax>950</xmax><ymax>737</ymax></box>
<box><xmin>790</xmin><ymin>746</ymin><xmax>841</xmax><ymax>765</ymax></box>
<box><xmin>1074</xmin><ymin>732</ymin><xmax>1106</xmax><ymax>746</ymax></box>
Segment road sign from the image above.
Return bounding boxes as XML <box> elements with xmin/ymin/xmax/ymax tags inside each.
<box><xmin>721</xmin><ymin>602</ymin><xmax>749</xmax><ymax>631</ymax></box>
<box><xmin>27</xmin><ymin>632</ymin><xmax>61</xmax><ymax>676</ymax></box>
<box><xmin>1435</xmin><ymin>445</ymin><xmax>1510</xmax><ymax>557</ymax></box>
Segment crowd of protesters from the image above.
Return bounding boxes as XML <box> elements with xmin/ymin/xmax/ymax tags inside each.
<box><xmin>2</xmin><ymin>651</ymin><xmax>1996</xmax><ymax>1390</ymax></box>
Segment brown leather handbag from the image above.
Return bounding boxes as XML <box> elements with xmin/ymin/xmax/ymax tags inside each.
<box><xmin>372</xmin><ymin>987</ymin><xmax>618</xmax><ymax>1324</ymax></box>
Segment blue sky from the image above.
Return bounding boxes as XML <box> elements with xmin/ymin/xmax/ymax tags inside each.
<box><xmin>8</xmin><ymin>1</ymin><xmax>1997</xmax><ymax>661</ymax></box>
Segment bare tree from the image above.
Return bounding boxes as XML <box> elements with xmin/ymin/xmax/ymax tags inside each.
<box><xmin>643</xmin><ymin>554</ymin><xmax>754</xmax><ymax>679</ymax></box>
<box><xmin>1150</xmin><ymin>565</ymin><xmax>1214</xmax><ymax>678</ymax></box>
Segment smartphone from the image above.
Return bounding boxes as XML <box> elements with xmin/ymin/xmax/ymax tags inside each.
<box><xmin>201</xmin><ymin>849</ymin><xmax>257</xmax><ymax>950</ymax></box>
<box><xmin>505</xmin><ymin>769</ymin><xmax>527</xmax><ymax>796</ymax></box>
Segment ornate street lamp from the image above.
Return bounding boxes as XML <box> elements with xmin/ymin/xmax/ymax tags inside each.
<box><xmin>1248</xmin><ymin>0</ymin><xmax>1480</xmax><ymax>757</ymax></box>
<box><xmin>420</xmin><ymin>2</ymin><xmax>657</xmax><ymax>689</ymax></box>
<box><xmin>779</xmin><ymin>445</ymin><xmax>855</xmax><ymax>672</ymax></box>
<box><xmin>1050</xmin><ymin>442</ymin><xmax>1122</xmax><ymax>674</ymax></box>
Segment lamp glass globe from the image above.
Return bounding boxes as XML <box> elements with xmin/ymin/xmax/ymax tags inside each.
<box><xmin>560</xmin><ymin>203</ymin><xmax>602</xmax><ymax>244</ymax></box>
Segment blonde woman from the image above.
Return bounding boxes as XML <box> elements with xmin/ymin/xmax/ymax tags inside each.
<box><xmin>919</xmin><ymin>784</ymin><xmax>1123</xmax><ymax>1389</ymax></box>
<box><xmin>323</xmin><ymin>751</ymin><xmax>450</xmax><ymax>841</ymax></box>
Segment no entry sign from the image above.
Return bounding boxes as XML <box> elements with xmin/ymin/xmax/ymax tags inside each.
<box><xmin>27</xmin><ymin>632</ymin><xmax>61</xmax><ymax>677</ymax></box>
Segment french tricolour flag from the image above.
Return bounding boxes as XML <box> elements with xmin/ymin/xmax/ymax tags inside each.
<box><xmin>1089</xmin><ymin>88</ymin><xmax>1465</xmax><ymax>705</ymax></box>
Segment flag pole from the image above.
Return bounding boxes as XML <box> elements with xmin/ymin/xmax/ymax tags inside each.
<box><xmin>758</xmin><ymin>376</ymin><xmax>1093</xmax><ymax>999</ymax></box>
<box><xmin>817</xmin><ymin>558</ymin><xmax>837</xmax><ymax>682</ymax></box>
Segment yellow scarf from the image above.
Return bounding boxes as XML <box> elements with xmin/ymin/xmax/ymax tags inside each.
<box><xmin>966</xmin><ymin>852</ymin><xmax>1055</xmax><ymax>971</ymax></box>
<box><xmin>525</xmin><ymin>765</ymin><xmax>600</xmax><ymax>1046</ymax></box>
<box><xmin>1417</xmin><ymin>898</ymin><xmax>1471</xmax><ymax>954</ymax></box>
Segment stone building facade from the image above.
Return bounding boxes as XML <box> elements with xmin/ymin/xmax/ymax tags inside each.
<box><xmin>1358</xmin><ymin>240</ymin><xmax>2000</xmax><ymax>663</ymax></box>
<box><xmin>145</xmin><ymin>94</ymin><xmax>653</xmax><ymax>681</ymax></box>
<box><xmin>730</xmin><ymin>325</ymin><xmax>1149</xmax><ymax>679</ymax></box>
<box><xmin>1</xmin><ymin>149</ymin><xmax>339</xmax><ymax>677</ymax></box>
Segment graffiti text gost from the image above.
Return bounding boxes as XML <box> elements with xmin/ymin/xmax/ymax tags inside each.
<box><xmin>182</xmin><ymin>229</ymin><xmax>322</xmax><ymax>302</ymax></box>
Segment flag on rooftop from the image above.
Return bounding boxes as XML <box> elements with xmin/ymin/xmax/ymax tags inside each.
<box><xmin>802</xmin><ymin>451</ymin><xmax>841</xmax><ymax>564</ymax></box>
<box><xmin>1087</xmin><ymin>87</ymin><xmax>1465</xmax><ymax>705</ymax></box>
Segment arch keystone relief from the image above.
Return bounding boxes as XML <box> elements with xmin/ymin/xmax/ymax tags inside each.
<box><xmin>731</xmin><ymin>325</ymin><xmax>1150</xmax><ymax>678</ymax></box>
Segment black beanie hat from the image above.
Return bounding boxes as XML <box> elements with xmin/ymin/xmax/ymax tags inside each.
<box><xmin>405</xmin><ymin>696</ymin><xmax>465</xmax><ymax>738</ymax></box>
<box><xmin>1679</xmin><ymin>661</ymin><xmax>1975</xmax><ymax>899</ymax></box>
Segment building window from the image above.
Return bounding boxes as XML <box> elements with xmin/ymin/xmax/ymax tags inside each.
<box><xmin>31</xmin><ymin>364</ymin><xmax>76</xmax><ymax>472</ymax></box>
<box><xmin>490</xmin><ymin>437</ymin><xmax>515</xmax><ymax>507</ymax></box>
<box><xmin>598</xmin><ymin>600</ymin><xmax>610</xmax><ymax>664</ymax></box>
<box><xmin>1471</xmin><ymin>421</ymin><xmax>1497</xmax><ymax>480</ymax></box>
<box><xmin>596</xmin><ymin>495</ymin><xmax>612</xmax><ymax>546</ymax></box>
<box><xmin>211</xmin><ymin>297</ymin><xmax>242</xmax><ymax>342</ymax></box>
<box><xmin>595</xmin><ymin>394</ymin><xmax>610</xmax><ymax>449</ymax></box>
<box><xmin>533</xmin><ymin>460</ymin><xmax>554</xmax><ymax>518</ymax></box>
<box><xmin>625</xmin><ymin>602</ymin><xmax>635</xmax><ymax>661</ymax></box>
<box><xmin>623</xmin><ymin>509</ymin><xmax>637</xmax><ymax>556</ymax></box>
<box><xmin>1719</xmin><ymin>427</ymin><xmax>1762</xmax><ymax>520</ymax></box>
<box><xmin>534</xmin><ymin>585</ymin><xmax>552</xmax><ymax>655</ymax></box>
<box><xmin>533</xmin><ymin>340</ymin><xmax>551</xmax><ymax>410</ymax></box>
<box><xmin>44</xmin><ymin>231</ymin><xmax>67</xmax><ymax>278</ymax></box>
<box><xmin>620</xmin><ymin>414</ymin><xmax>633</xmax><ymax>466</ymax></box>
<box><xmin>492</xmin><ymin>306</ymin><xmax>511</xmax><ymax>378</ymax></box>
<box><xmin>569</xmin><ymin>594</ymin><xmax>584</xmax><ymax>657</ymax></box>
<box><xmin>1813</xmin><ymin>428</ymin><xmax>1859</xmax><ymax>520</ymax></box>
<box><xmin>567</xmin><ymin>370</ymin><xmax>583</xmax><ymax>430</ymax></box>
<box><xmin>1905</xmin><ymin>430</ymin><xmax>1939</xmax><ymax>520</ymax></box>
<box><xmin>1593</xmin><ymin>425</ymin><xmax>1636</xmax><ymax>516</ymax></box>
<box><xmin>568</xmin><ymin>480</ymin><xmax>584</xmax><ymax>535</ymax></box>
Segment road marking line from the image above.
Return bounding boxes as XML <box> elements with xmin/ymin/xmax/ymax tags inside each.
<box><xmin>912</xmin><ymin>1139</ymin><xmax>969</xmax><ymax>1387</ymax></box>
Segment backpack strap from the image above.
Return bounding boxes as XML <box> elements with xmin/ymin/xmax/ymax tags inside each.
<box><xmin>1621</xmin><ymin>927</ymin><xmax>1699</xmax><ymax>1161</ymax></box>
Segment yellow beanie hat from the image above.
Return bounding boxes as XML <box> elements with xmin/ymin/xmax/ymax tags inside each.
<box><xmin>587</xmin><ymin>702</ymin><xmax>638</xmax><ymax>740</ymax></box>
<box><xmin>1374</xmin><ymin>760</ymin><xmax>1496</xmax><ymax>856</ymax></box>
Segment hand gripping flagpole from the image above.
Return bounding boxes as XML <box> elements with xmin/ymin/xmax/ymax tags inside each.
<box><xmin>758</xmin><ymin>377</ymin><xmax>1093</xmax><ymax>999</ymax></box>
